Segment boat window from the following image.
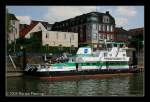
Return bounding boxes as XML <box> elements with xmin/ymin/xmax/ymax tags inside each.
<box><xmin>107</xmin><ymin>44</ymin><xmax>112</xmax><ymax>48</ymax></box>
<box><xmin>87</xmin><ymin>63</ymin><xmax>90</xmax><ymax>65</ymax></box>
<box><xmin>120</xmin><ymin>44</ymin><xmax>123</xmax><ymax>47</ymax></box>
<box><xmin>92</xmin><ymin>63</ymin><xmax>96</xmax><ymax>65</ymax></box>
<box><xmin>114</xmin><ymin>44</ymin><xmax>117</xmax><ymax>47</ymax></box>
<box><xmin>104</xmin><ymin>53</ymin><xmax>107</xmax><ymax>57</ymax></box>
<box><xmin>93</xmin><ymin>48</ymin><xmax>97</xmax><ymax>51</ymax></box>
<box><xmin>83</xmin><ymin>63</ymin><xmax>86</xmax><ymax>66</ymax></box>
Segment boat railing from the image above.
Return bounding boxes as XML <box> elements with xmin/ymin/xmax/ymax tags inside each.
<box><xmin>26</xmin><ymin>63</ymin><xmax>50</xmax><ymax>70</ymax></box>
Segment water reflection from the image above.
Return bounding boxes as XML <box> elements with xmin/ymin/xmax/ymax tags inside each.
<box><xmin>128</xmin><ymin>73</ymin><xmax>144</xmax><ymax>95</ymax></box>
<box><xmin>7</xmin><ymin>72</ymin><xmax>144</xmax><ymax>96</ymax></box>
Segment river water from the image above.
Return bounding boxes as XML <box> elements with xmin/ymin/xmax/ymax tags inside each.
<box><xmin>6</xmin><ymin>72</ymin><xmax>144</xmax><ymax>96</ymax></box>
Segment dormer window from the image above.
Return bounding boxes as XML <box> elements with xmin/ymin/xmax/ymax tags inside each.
<box><xmin>103</xmin><ymin>16</ymin><xmax>110</xmax><ymax>23</ymax></box>
<box><xmin>64</xmin><ymin>34</ymin><xmax>66</xmax><ymax>39</ymax></box>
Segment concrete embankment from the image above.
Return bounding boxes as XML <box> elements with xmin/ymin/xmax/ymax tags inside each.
<box><xmin>6</xmin><ymin>55</ymin><xmax>44</xmax><ymax>77</ymax></box>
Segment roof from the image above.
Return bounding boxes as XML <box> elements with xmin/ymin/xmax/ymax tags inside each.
<box><xmin>128</xmin><ymin>27</ymin><xmax>144</xmax><ymax>36</ymax></box>
<box><xmin>53</xmin><ymin>11</ymin><xmax>115</xmax><ymax>26</ymax></box>
<box><xmin>19</xmin><ymin>21</ymin><xmax>39</xmax><ymax>38</ymax></box>
<box><xmin>31</xmin><ymin>20</ymin><xmax>52</xmax><ymax>28</ymax></box>
<box><xmin>114</xmin><ymin>27</ymin><xmax>128</xmax><ymax>34</ymax></box>
<box><xmin>8</xmin><ymin>13</ymin><xmax>19</xmax><ymax>21</ymax></box>
<box><xmin>20</xmin><ymin>20</ymin><xmax>52</xmax><ymax>38</ymax></box>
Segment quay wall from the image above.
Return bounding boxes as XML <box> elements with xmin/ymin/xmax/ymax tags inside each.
<box><xmin>6</xmin><ymin>55</ymin><xmax>44</xmax><ymax>77</ymax></box>
<box><xmin>6</xmin><ymin>53</ymin><xmax>144</xmax><ymax>77</ymax></box>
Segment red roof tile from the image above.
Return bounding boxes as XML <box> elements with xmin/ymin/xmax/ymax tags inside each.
<box><xmin>128</xmin><ymin>27</ymin><xmax>144</xmax><ymax>36</ymax></box>
<box><xmin>19</xmin><ymin>21</ymin><xmax>39</xmax><ymax>38</ymax></box>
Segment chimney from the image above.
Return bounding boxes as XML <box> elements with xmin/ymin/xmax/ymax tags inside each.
<box><xmin>106</xmin><ymin>11</ymin><xmax>109</xmax><ymax>14</ymax></box>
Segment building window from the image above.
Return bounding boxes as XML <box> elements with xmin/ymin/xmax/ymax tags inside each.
<box><xmin>64</xmin><ymin>34</ymin><xmax>66</xmax><ymax>39</ymax></box>
<box><xmin>92</xmin><ymin>24</ymin><xmax>96</xmax><ymax>30</ymax></box>
<box><xmin>56</xmin><ymin>33</ymin><xmax>58</xmax><ymax>39</ymax></box>
<box><xmin>87</xmin><ymin>34</ymin><xmax>91</xmax><ymax>40</ymax></box>
<box><xmin>72</xmin><ymin>34</ymin><xmax>74</xmax><ymax>40</ymax></box>
<box><xmin>100</xmin><ymin>34</ymin><xmax>103</xmax><ymax>39</ymax></box>
<box><xmin>103</xmin><ymin>16</ymin><xmax>109</xmax><ymax>23</ymax></box>
<box><xmin>109</xmin><ymin>25</ymin><xmax>111</xmax><ymax>32</ymax></box>
<box><xmin>99</xmin><ymin>24</ymin><xmax>101</xmax><ymax>31</ymax></box>
<box><xmin>103</xmin><ymin>34</ymin><xmax>106</xmax><ymax>39</ymax></box>
<box><xmin>111</xmin><ymin>25</ymin><xmax>113</xmax><ymax>32</ymax></box>
<box><xmin>70</xmin><ymin>36</ymin><xmax>71</xmax><ymax>43</ymax></box>
<box><xmin>91</xmin><ymin>17</ymin><xmax>98</xmax><ymax>21</ymax></box>
<box><xmin>111</xmin><ymin>34</ymin><xmax>113</xmax><ymax>40</ymax></box>
<box><xmin>107</xmin><ymin>34</ymin><xmax>109</xmax><ymax>40</ymax></box>
<box><xmin>106</xmin><ymin>18</ymin><xmax>109</xmax><ymax>23</ymax></box>
<box><xmin>11</xmin><ymin>20</ymin><xmax>15</xmax><ymax>26</ymax></box>
<box><xmin>107</xmin><ymin>25</ymin><xmax>109</xmax><ymax>32</ymax></box>
<box><xmin>98</xmin><ymin>34</ymin><xmax>101</xmax><ymax>39</ymax></box>
<box><xmin>80</xmin><ymin>34</ymin><xmax>83</xmax><ymax>40</ymax></box>
<box><xmin>103</xmin><ymin>25</ymin><xmax>105</xmax><ymax>32</ymax></box>
<box><xmin>87</xmin><ymin>24</ymin><xmax>90</xmax><ymax>29</ymax></box>
<box><xmin>92</xmin><ymin>33</ymin><xmax>97</xmax><ymax>40</ymax></box>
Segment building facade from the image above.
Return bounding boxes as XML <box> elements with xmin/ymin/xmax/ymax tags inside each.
<box><xmin>42</xmin><ymin>31</ymin><xmax>78</xmax><ymax>48</ymax></box>
<box><xmin>51</xmin><ymin>11</ymin><xmax>115</xmax><ymax>49</ymax></box>
<box><xmin>128</xmin><ymin>27</ymin><xmax>144</xmax><ymax>67</ymax></box>
<box><xmin>20</xmin><ymin>20</ymin><xmax>78</xmax><ymax>48</ymax></box>
<box><xmin>128</xmin><ymin>27</ymin><xmax>144</xmax><ymax>39</ymax></box>
<box><xmin>114</xmin><ymin>27</ymin><xmax>128</xmax><ymax>42</ymax></box>
<box><xmin>20</xmin><ymin>21</ymin><xmax>47</xmax><ymax>38</ymax></box>
<box><xmin>7</xmin><ymin>13</ymin><xmax>20</xmax><ymax>44</ymax></box>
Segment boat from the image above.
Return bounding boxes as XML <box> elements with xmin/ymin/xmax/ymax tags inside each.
<box><xmin>24</xmin><ymin>40</ymin><xmax>140</xmax><ymax>78</ymax></box>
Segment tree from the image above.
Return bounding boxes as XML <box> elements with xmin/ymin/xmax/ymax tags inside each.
<box><xmin>6</xmin><ymin>8</ymin><xmax>11</xmax><ymax>44</ymax></box>
<box><xmin>129</xmin><ymin>33</ymin><xmax>143</xmax><ymax>50</ymax></box>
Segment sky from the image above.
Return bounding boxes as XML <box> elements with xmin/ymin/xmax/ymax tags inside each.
<box><xmin>6</xmin><ymin>6</ymin><xmax>144</xmax><ymax>30</ymax></box>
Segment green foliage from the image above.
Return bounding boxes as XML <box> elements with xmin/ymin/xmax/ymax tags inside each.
<box><xmin>6</xmin><ymin>9</ymin><xmax>11</xmax><ymax>44</ymax></box>
<box><xmin>8</xmin><ymin>31</ymin><xmax>77</xmax><ymax>54</ymax></box>
<box><xmin>128</xmin><ymin>33</ymin><xmax>143</xmax><ymax>50</ymax></box>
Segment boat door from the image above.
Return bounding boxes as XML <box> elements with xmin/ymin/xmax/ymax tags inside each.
<box><xmin>76</xmin><ymin>63</ymin><xmax>78</xmax><ymax>71</ymax></box>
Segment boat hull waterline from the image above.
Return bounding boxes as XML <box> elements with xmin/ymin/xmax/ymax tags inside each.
<box><xmin>24</xmin><ymin>68</ymin><xmax>139</xmax><ymax>80</ymax></box>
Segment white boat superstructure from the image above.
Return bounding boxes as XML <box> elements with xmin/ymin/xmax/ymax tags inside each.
<box><xmin>25</xmin><ymin>41</ymin><xmax>131</xmax><ymax>72</ymax></box>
